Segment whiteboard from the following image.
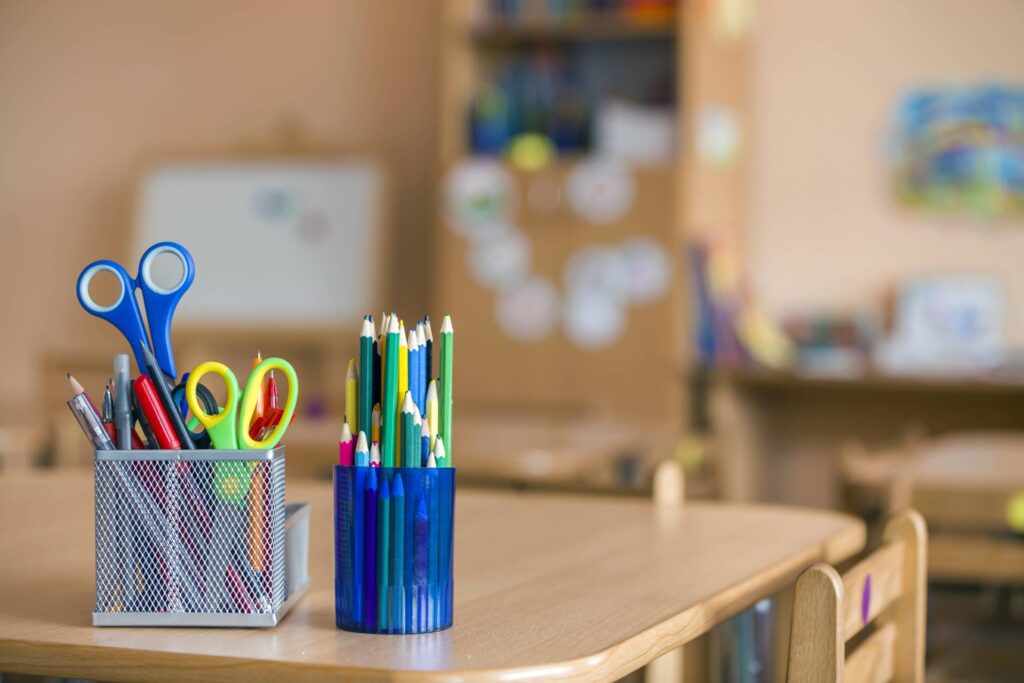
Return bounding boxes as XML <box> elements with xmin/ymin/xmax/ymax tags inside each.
<box><xmin>135</xmin><ymin>161</ymin><xmax>383</xmax><ymax>325</ymax></box>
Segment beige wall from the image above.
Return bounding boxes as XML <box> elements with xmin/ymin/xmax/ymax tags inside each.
<box><xmin>0</xmin><ymin>0</ymin><xmax>439</xmax><ymax>420</ymax></box>
<box><xmin>750</xmin><ymin>0</ymin><xmax>1024</xmax><ymax>342</ymax></box>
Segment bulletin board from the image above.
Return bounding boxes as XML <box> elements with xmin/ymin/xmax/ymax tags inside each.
<box><xmin>436</xmin><ymin>160</ymin><xmax>682</xmax><ymax>420</ymax></box>
<box><xmin>135</xmin><ymin>160</ymin><xmax>385</xmax><ymax>326</ymax></box>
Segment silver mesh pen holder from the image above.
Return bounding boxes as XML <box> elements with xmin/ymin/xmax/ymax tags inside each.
<box><xmin>93</xmin><ymin>446</ymin><xmax>309</xmax><ymax>627</ymax></box>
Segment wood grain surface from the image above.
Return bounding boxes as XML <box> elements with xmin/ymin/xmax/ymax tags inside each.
<box><xmin>0</xmin><ymin>470</ymin><xmax>864</xmax><ymax>683</ymax></box>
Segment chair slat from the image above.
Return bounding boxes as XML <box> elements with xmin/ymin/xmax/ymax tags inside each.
<box><xmin>844</xmin><ymin>621</ymin><xmax>896</xmax><ymax>683</ymax></box>
<box><xmin>841</xmin><ymin>541</ymin><xmax>905</xmax><ymax>640</ymax></box>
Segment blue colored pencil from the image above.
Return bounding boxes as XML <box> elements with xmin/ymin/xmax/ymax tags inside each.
<box><xmin>413</xmin><ymin>494</ymin><xmax>428</xmax><ymax>631</ymax></box>
<box><xmin>420</xmin><ymin>419</ymin><xmax>430</xmax><ymax>469</ymax></box>
<box><xmin>362</xmin><ymin>468</ymin><xmax>378</xmax><ymax>630</ymax></box>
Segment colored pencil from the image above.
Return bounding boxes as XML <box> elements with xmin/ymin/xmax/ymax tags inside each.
<box><xmin>420</xmin><ymin>418</ymin><xmax>430</xmax><ymax>469</ymax></box>
<box><xmin>401</xmin><ymin>392</ymin><xmax>416</xmax><ymax>469</ymax></box>
<box><xmin>362</xmin><ymin>468</ymin><xmax>378</xmax><ymax>629</ymax></box>
<box><xmin>355</xmin><ymin>431</ymin><xmax>369</xmax><ymax>467</ymax></box>
<box><xmin>371</xmin><ymin>402</ymin><xmax>381</xmax><ymax>445</ymax></box>
<box><xmin>408</xmin><ymin>329</ymin><xmax>420</xmax><ymax>419</ymax></box>
<box><xmin>425</xmin><ymin>380</ymin><xmax>439</xmax><ymax>451</ymax></box>
<box><xmin>338</xmin><ymin>421</ymin><xmax>354</xmax><ymax>466</ymax></box>
<box><xmin>439</xmin><ymin>316</ymin><xmax>453</xmax><ymax>463</ymax></box>
<box><xmin>392</xmin><ymin>473</ymin><xmax>405</xmax><ymax>631</ymax></box>
<box><xmin>433</xmin><ymin>436</ymin><xmax>446</xmax><ymax>469</ymax></box>
<box><xmin>353</xmin><ymin>454</ymin><xmax>366</xmax><ymax>621</ymax></box>
<box><xmin>424</xmin><ymin>315</ymin><xmax>434</xmax><ymax>383</ymax></box>
<box><xmin>427</xmin><ymin>456</ymin><xmax>440</xmax><ymax>628</ymax></box>
<box><xmin>377</xmin><ymin>477</ymin><xmax>391</xmax><ymax>631</ymax></box>
<box><xmin>381</xmin><ymin>316</ymin><xmax>399</xmax><ymax>467</ymax></box>
<box><xmin>413</xmin><ymin>494</ymin><xmax>428</xmax><ymax>630</ymax></box>
<box><xmin>359</xmin><ymin>317</ymin><xmax>374</xmax><ymax>436</ymax></box>
<box><xmin>345</xmin><ymin>359</ymin><xmax>359</xmax><ymax>437</ymax></box>
<box><xmin>370</xmin><ymin>441</ymin><xmax>381</xmax><ymax>468</ymax></box>
<box><xmin>396</xmin><ymin>321</ymin><xmax>409</xmax><ymax>460</ymax></box>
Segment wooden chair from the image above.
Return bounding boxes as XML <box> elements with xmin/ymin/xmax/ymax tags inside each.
<box><xmin>787</xmin><ymin>510</ymin><xmax>927</xmax><ymax>683</ymax></box>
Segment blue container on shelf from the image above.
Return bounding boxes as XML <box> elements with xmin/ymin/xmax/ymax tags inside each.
<box><xmin>334</xmin><ymin>465</ymin><xmax>455</xmax><ymax>634</ymax></box>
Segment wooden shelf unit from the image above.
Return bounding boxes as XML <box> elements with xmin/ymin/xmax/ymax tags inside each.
<box><xmin>436</xmin><ymin>0</ymin><xmax>753</xmax><ymax>430</ymax></box>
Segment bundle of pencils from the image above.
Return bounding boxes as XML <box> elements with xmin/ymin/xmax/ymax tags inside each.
<box><xmin>334</xmin><ymin>313</ymin><xmax>456</xmax><ymax>634</ymax></box>
<box><xmin>338</xmin><ymin>313</ymin><xmax>454</xmax><ymax>470</ymax></box>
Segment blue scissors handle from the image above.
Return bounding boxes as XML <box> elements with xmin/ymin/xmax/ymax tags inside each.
<box><xmin>75</xmin><ymin>242</ymin><xmax>194</xmax><ymax>379</ymax></box>
<box><xmin>137</xmin><ymin>242</ymin><xmax>195</xmax><ymax>379</ymax></box>
<box><xmin>76</xmin><ymin>260</ymin><xmax>151</xmax><ymax>376</ymax></box>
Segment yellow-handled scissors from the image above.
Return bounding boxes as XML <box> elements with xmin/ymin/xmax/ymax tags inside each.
<box><xmin>185</xmin><ymin>357</ymin><xmax>299</xmax><ymax>450</ymax></box>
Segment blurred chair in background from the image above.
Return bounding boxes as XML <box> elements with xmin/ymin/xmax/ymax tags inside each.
<box><xmin>787</xmin><ymin>510</ymin><xmax>927</xmax><ymax>683</ymax></box>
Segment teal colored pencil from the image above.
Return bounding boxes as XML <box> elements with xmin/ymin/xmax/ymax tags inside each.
<box><xmin>359</xmin><ymin>317</ymin><xmax>374</xmax><ymax>437</ymax></box>
<box><xmin>392</xmin><ymin>473</ymin><xmax>405</xmax><ymax>632</ymax></box>
<box><xmin>381</xmin><ymin>316</ymin><xmax>400</xmax><ymax>467</ymax></box>
<box><xmin>377</xmin><ymin>476</ymin><xmax>391</xmax><ymax>631</ymax></box>
<box><xmin>439</xmin><ymin>316</ymin><xmax>454</xmax><ymax>464</ymax></box>
<box><xmin>401</xmin><ymin>392</ymin><xmax>416</xmax><ymax>469</ymax></box>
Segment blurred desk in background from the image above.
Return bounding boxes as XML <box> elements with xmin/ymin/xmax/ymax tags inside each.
<box><xmin>696</xmin><ymin>368</ymin><xmax>1024</xmax><ymax>506</ymax></box>
<box><xmin>285</xmin><ymin>411</ymin><xmax>678</xmax><ymax>494</ymax></box>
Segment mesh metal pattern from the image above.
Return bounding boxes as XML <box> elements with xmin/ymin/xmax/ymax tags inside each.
<box><xmin>94</xmin><ymin>449</ymin><xmax>286</xmax><ymax>617</ymax></box>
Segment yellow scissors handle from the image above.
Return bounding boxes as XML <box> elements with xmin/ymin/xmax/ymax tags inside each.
<box><xmin>186</xmin><ymin>362</ymin><xmax>240</xmax><ymax>450</ymax></box>
<box><xmin>239</xmin><ymin>357</ymin><xmax>299</xmax><ymax>450</ymax></box>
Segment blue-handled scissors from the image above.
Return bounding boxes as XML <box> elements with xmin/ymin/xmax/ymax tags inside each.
<box><xmin>76</xmin><ymin>242</ymin><xmax>195</xmax><ymax>381</ymax></box>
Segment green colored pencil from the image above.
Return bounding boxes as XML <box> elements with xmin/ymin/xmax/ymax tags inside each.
<box><xmin>439</xmin><ymin>315</ymin><xmax>454</xmax><ymax>464</ymax></box>
<box><xmin>377</xmin><ymin>476</ymin><xmax>391</xmax><ymax>631</ymax></box>
<box><xmin>359</xmin><ymin>316</ymin><xmax>374</xmax><ymax>437</ymax></box>
<box><xmin>392</xmin><ymin>473</ymin><xmax>405</xmax><ymax>631</ymax></box>
<box><xmin>381</xmin><ymin>316</ymin><xmax>400</xmax><ymax>467</ymax></box>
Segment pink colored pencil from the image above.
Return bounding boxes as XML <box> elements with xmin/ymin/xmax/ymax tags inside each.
<box><xmin>339</xmin><ymin>421</ymin><xmax>354</xmax><ymax>466</ymax></box>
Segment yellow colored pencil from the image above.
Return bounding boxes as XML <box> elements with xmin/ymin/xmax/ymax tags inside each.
<box><xmin>425</xmin><ymin>380</ymin><xmax>439</xmax><ymax>451</ymax></box>
<box><xmin>345</xmin><ymin>359</ymin><xmax>358</xmax><ymax>435</ymax></box>
<box><xmin>371</xmin><ymin>402</ymin><xmax>381</xmax><ymax>445</ymax></box>
<box><xmin>396</xmin><ymin>320</ymin><xmax>409</xmax><ymax>464</ymax></box>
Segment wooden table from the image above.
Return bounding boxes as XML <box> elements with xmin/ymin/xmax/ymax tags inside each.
<box><xmin>0</xmin><ymin>471</ymin><xmax>865</xmax><ymax>683</ymax></box>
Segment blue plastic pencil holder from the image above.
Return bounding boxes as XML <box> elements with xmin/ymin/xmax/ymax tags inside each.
<box><xmin>334</xmin><ymin>465</ymin><xmax>456</xmax><ymax>634</ymax></box>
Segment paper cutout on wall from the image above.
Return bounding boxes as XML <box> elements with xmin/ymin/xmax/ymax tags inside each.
<box><xmin>444</xmin><ymin>160</ymin><xmax>518</xmax><ymax>237</ymax></box>
<box><xmin>495</xmin><ymin>276</ymin><xmax>560</xmax><ymax>343</ymax></box>
<box><xmin>467</xmin><ymin>228</ymin><xmax>532</xmax><ymax>291</ymax></box>
<box><xmin>697</xmin><ymin>105</ymin><xmax>740</xmax><ymax>167</ymax></box>
<box><xmin>566</xmin><ymin>159</ymin><xmax>635</xmax><ymax>225</ymax></box>
<box><xmin>563</xmin><ymin>245</ymin><xmax>632</xmax><ymax>304</ymax></box>
<box><xmin>563</xmin><ymin>290</ymin><xmax>627</xmax><ymax>349</ymax></box>
<box><xmin>618</xmin><ymin>237</ymin><xmax>671</xmax><ymax>304</ymax></box>
<box><xmin>890</xmin><ymin>85</ymin><xmax>1024</xmax><ymax>218</ymax></box>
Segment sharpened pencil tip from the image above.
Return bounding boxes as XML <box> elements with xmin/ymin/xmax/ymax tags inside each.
<box><xmin>441</xmin><ymin>315</ymin><xmax>453</xmax><ymax>333</ymax></box>
<box><xmin>356</xmin><ymin>431</ymin><xmax>369</xmax><ymax>452</ymax></box>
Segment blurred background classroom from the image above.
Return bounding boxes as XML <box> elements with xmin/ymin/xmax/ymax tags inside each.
<box><xmin>1</xmin><ymin>0</ymin><xmax>1023</xmax><ymax>680</ymax></box>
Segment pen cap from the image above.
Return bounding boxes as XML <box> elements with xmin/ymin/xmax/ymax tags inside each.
<box><xmin>334</xmin><ymin>465</ymin><xmax>456</xmax><ymax>634</ymax></box>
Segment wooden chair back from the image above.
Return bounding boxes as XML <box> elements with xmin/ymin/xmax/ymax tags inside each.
<box><xmin>787</xmin><ymin>510</ymin><xmax>927</xmax><ymax>683</ymax></box>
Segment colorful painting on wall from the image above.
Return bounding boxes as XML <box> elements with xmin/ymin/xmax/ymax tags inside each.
<box><xmin>890</xmin><ymin>85</ymin><xmax>1024</xmax><ymax>219</ymax></box>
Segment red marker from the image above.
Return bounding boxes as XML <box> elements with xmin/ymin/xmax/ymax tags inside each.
<box><xmin>134</xmin><ymin>375</ymin><xmax>181</xmax><ymax>450</ymax></box>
